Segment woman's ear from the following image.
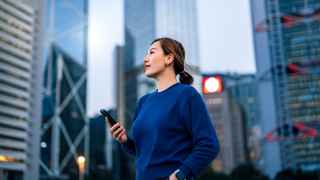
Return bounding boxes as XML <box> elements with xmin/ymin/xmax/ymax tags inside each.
<box><xmin>165</xmin><ymin>54</ymin><xmax>174</xmax><ymax>66</ymax></box>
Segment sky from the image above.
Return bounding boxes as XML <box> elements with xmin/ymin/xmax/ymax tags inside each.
<box><xmin>88</xmin><ymin>0</ymin><xmax>124</xmax><ymax>116</ymax></box>
<box><xmin>198</xmin><ymin>0</ymin><xmax>256</xmax><ymax>73</ymax></box>
<box><xmin>87</xmin><ymin>0</ymin><xmax>256</xmax><ymax>116</ymax></box>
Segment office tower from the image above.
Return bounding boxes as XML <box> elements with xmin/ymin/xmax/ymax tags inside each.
<box><xmin>41</xmin><ymin>45</ymin><xmax>87</xmax><ymax>179</ymax></box>
<box><xmin>113</xmin><ymin>45</ymin><xmax>134</xmax><ymax>180</ymax></box>
<box><xmin>227</xmin><ymin>74</ymin><xmax>262</xmax><ymax>166</ymax></box>
<box><xmin>40</xmin><ymin>0</ymin><xmax>88</xmax><ymax>179</ymax></box>
<box><xmin>89</xmin><ymin>114</ymin><xmax>112</xmax><ymax>179</ymax></box>
<box><xmin>251</xmin><ymin>0</ymin><xmax>320</xmax><ymax>176</ymax></box>
<box><xmin>202</xmin><ymin>74</ymin><xmax>247</xmax><ymax>173</ymax></box>
<box><xmin>0</xmin><ymin>0</ymin><xmax>45</xmax><ymax>179</ymax></box>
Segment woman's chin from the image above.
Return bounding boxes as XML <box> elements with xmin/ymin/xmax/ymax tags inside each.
<box><xmin>145</xmin><ymin>72</ymin><xmax>154</xmax><ymax>78</ymax></box>
<box><xmin>144</xmin><ymin>71</ymin><xmax>154</xmax><ymax>77</ymax></box>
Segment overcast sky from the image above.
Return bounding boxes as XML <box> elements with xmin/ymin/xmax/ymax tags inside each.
<box><xmin>87</xmin><ymin>0</ymin><xmax>256</xmax><ymax>116</ymax></box>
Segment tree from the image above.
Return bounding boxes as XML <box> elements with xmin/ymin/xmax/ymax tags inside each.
<box><xmin>196</xmin><ymin>167</ymin><xmax>231</xmax><ymax>180</ymax></box>
<box><xmin>231</xmin><ymin>163</ymin><xmax>269</xmax><ymax>180</ymax></box>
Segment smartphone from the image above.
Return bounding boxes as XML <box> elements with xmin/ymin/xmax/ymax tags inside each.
<box><xmin>100</xmin><ymin>109</ymin><xmax>117</xmax><ymax>126</ymax></box>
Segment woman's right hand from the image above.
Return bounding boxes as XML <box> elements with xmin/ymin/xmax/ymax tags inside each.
<box><xmin>110</xmin><ymin>122</ymin><xmax>128</xmax><ymax>144</ymax></box>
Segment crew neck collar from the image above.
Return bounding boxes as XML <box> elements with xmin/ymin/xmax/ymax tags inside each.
<box><xmin>155</xmin><ymin>82</ymin><xmax>180</xmax><ymax>94</ymax></box>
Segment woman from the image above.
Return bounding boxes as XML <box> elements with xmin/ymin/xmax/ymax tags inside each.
<box><xmin>109</xmin><ymin>37</ymin><xmax>219</xmax><ymax>180</ymax></box>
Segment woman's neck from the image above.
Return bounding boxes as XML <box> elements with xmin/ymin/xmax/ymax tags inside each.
<box><xmin>155</xmin><ymin>70</ymin><xmax>177</xmax><ymax>92</ymax></box>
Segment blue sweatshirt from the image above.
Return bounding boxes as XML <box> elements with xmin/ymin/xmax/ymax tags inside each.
<box><xmin>122</xmin><ymin>83</ymin><xmax>219</xmax><ymax>180</ymax></box>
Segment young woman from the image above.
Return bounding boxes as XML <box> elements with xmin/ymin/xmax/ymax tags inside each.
<box><xmin>109</xmin><ymin>37</ymin><xmax>219</xmax><ymax>180</ymax></box>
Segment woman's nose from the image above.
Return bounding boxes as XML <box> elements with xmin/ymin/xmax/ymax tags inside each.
<box><xmin>144</xmin><ymin>55</ymin><xmax>149</xmax><ymax>63</ymax></box>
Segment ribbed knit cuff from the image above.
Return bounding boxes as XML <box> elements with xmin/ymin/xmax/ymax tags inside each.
<box><xmin>179</xmin><ymin>163</ymin><xmax>193</xmax><ymax>178</ymax></box>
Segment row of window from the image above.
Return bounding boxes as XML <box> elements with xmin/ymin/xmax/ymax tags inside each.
<box><xmin>0</xmin><ymin>54</ymin><xmax>30</xmax><ymax>73</ymax></box>
<box><xmin>0</xmin><ymin>31</ymin><xmax>32</xmax><ymax>55</ymax></box>
<box><xmin>3</xmin><ymin>0</ymin><xmax>34</xmax><ymax>16</ymax></box>
<box><xmin>288</xmin><ymin>89</ymin><xmax>318</xmax><ymax>96</ymax></box>
<box><xmin>287</xmin><ymin>75</ymin><xmax>320</xmax><ymax>83</ymax></box>
<box><xmin>0</xmin><ymin>82</ymin><xmax>29</xmax><ymax>99</ymax></box>
<box><xmin>0</xmin><ymin>145</ymin><xmax>26</xmax><ymax>154</ymax></box>
<box><xmin>291</xmin><ymin>142</ymin><xmax>320</xmax><ymax>151</ymax></box>
<box><xmin>0</xmin><ymin>60</ymin><xmax>30</xmax><ymax>81</ymax></box>
<box><xmin>0</xmin><ymin>11</ymin><xmax>32</xmax><ymax>35</ymax></box>
<box><xmin>0</xmin><ymin>19</ymin><xmax>32</xmax><ymax>44</ymax></box>
<box><xmin>0</xmin><ymin>41</ymin><xmax>31</xmax><ymax>63</ymax></box>
<box><xmin>0</xmin><ymin>72</ymin><xmax>29</xmax><ymax>92</ymax></box>
<box><xmin>0</xmin><ymin>95</ymin><xmax>29</xmax><ymax>112</ymax></box>
<box><xmin>295</xmin><ymin>156</ymin><xmax>320</xmax><ymax>164</ymax></box>
<box><xmin>287</xmin><ymin>85</ymin><xmax>320</xmax><ymax>95</ymax></box>
<box><xmin>0</xmin><ymin>3</ymin><xmax>33</xmax><ymax>27</ymax></box>
<box><xmin>290</xmin><ymin>113</ymin><xmax>320</xmax><ymax>122</ymax></box>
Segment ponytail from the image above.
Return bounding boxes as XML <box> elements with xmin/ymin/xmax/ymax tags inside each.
<box><xmin>179</xmin><ymin>71</ymin><xmax>193</xmax><ymax>85</ymax></box>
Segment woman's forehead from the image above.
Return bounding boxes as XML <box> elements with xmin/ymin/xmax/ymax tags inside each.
<box><xmin>150</xmin><ymin>41</ymin><xmax>161</xmax><ymax>49</ymax></box>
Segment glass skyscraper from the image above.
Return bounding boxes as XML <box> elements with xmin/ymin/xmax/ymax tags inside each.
<box><xmin>227</xmin><ymin>74</ymin><xmax>261</xmax><ymax>166</ymax></box>
<box><xmin>40</xmin><ymin>0</ymin><xmax>88</xmax><ymax>179</ymax></box>
<box><xmin>251</xmin><ymin>0</ymin><xmax>320</xmax><ymax>176</ymax></box>
<box><xmin>43</xmin><ymin>0</ymin><xmax>87</xmax><ymax>66</ymax></box>
<box><xmin>125</xmin><ymin>0</ymin><xmax>199</xmax><ymax>68</ymax></box>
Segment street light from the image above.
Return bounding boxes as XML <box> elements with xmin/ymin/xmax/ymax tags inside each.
<box><xmin>202</xmin><ymin>76</ymin><xmax>224</xmax><ymax>94</ymax></box>
<box><xmin>77</xmin><ymin>155</ymin><xmax>85</xmax><ymax>180</ymax></box>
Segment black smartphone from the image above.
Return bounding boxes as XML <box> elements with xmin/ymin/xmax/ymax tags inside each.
<box><xmin>100</xmin><ymin>109</ymin><xmax>117</xmax><ymax>126</ymax></box>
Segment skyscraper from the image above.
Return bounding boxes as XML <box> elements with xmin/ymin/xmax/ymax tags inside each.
<box><xmin>125</xmin><ymin>0</ymin><xmax>199</xmax><ymax>68</ymax></box>
<box><xmin>202</xmin><ymin>74</ymin><xmax>247</xmax><ymax>173</ymax></box>
<box><xmin>0</xmin><ymin>0</ymin><xmax>45</xmax><ymax>179</ymax></box>
<box><xmin>227</xmin><ymin>74</ymin><xmax>262</xmax><ymax>166</ymax></box>
<box><xmin>251</xmin><ymin>0</ymin><xmax>320</xmax><ymax>176</ymax></box>
<box><xmin>41</xmin><ymin>45</ymin><xmax>87</xmax><ymax>179</ymax></box>
<box><xmin>39</xmin><ymin>0</ymin><xmax>88</xmax><ymax>179</ymax></box>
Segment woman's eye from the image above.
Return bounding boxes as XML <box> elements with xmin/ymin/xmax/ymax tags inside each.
<box><xmin>150</xmin><ymin>51</ymin><xmax>154</xmax><ymax>54</ymax></box>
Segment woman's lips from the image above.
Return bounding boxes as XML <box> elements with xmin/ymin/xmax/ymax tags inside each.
<box><xmin>144</xmin><ymin>65</ymin><xmax>150</xmax><ymax>69</ymax></box>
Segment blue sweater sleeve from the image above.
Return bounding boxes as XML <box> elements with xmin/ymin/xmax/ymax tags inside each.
<box><xmin>121</xmin><ymin>94</ymin><xmax>149</xmax><ymax>156</ymax></box>
<box><xmin>121</xmin><ymin>137</ymin><xmax>136</xmax><ymax>156</ymax></box>
<box><xmin>179</xmin><ymin>91</ymin><xmax>220</xmax><ymax>177</ymax></box>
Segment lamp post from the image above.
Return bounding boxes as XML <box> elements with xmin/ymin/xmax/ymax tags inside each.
<box><xmin>77</xmin><ymin>156</ymin><xmax>85</xmax><ymax>180</ymax></box>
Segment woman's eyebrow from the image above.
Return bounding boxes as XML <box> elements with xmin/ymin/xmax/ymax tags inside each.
<box><xmin>147</xmin><ymin>47</ymin><xmax>156</xmax><ymax>54</ymax></box>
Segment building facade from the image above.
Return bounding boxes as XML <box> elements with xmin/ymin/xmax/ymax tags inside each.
<box><xmin>202</xmin><ymin>74</ymin><xmax>247</xmax><ymax>173</ymax></box>
<box><xmin>41</xmin><ymin>45</ymin><xmax>87</xmax><ymax>179</ymax></box>
<box><xmin>0</xmin><ymin>0</ymin><xmax>45</xmax><ymax>179</ymax></box>
<box><xmin>39</xmin><ymin>0</ymin><xmax>88</xmax><ymax>179</ymax></box>
<box><xmin>227</xmin><ymin>74</ymin><xmax>262</xmax><ymax>166</ymax></box>
<box><xmin>251</xmin><ymin>0</ymin><xmax>320</xmax><ymax>176</ymax></box>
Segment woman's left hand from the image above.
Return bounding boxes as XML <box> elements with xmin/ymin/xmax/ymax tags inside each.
<box><xmin>169</xmin><ymin>170</ymin><xmax>179</xmax><ymax>180</ymax></box>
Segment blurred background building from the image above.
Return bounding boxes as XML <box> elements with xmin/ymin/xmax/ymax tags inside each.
<box><xmin>89</xmin><ymin>114</ymin><xmax>113</xmax><ymax>179</ymax></box>
<box><xmin>201</xmin><ymin>73</ymin><xmax>260</xmax><ymax>173</ymax></box>
<box><xmin>251</xmin><ymin>0</ymin><xmax>320</xmax><ymax>177</ymax></box>
<box><xmin>226</xmin><ymin>74</ymin><xmax>262</xmax><ymax>166</ymax></box>
<box><xmin>0</xmin><ymin>0</ymin><xmax>45</xmax><ymax>179</ymax></box>
<box><xmin>39</xmin><ymin>0</ymin><xmax>89</xmax><ymax>179</ymax></box>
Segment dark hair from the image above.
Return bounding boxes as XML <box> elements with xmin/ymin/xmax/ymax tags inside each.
<box><xmin>151</xmin><ymin>37</ymin><xmax>194</xmax><ymax>85</ymax></box>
